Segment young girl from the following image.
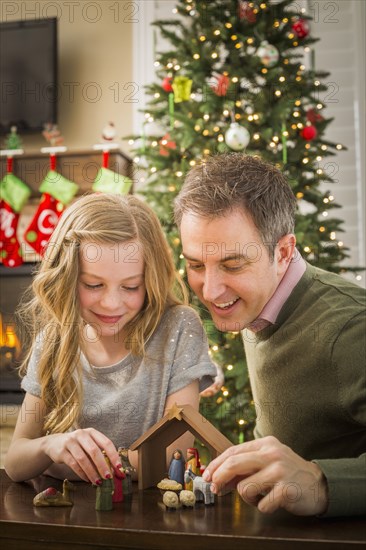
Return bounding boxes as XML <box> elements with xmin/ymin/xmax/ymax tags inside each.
<box><xmin>5</xmin><ymin>193</ymin><xmax>216</xmax><ymax>486</ymax></box>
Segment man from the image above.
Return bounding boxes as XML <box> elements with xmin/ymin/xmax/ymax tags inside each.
<box><xmin>174</xmin><ymin>153</ymin><xmax>365</xmax><ymax>517</ymax></box>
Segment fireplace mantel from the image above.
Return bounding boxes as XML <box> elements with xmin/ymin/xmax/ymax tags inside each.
<box><xmin>0</xmin><ymin>148</ymin><xmax>133</xmax><ymax>263</ymax></box>
<box><xmin>0</xmin><ymin>147</ymin><xmax>133</xmax><ymax>197</ymax></box>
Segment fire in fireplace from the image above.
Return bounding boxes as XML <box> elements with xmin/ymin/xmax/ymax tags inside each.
<box><xmin>0</xmin><ymin>313</ymin><xmax>21</xmax><ymax>369</ymax></box>
<box><xmin>0</xmin><ymin>263</ymin><xmax>37</xmax><ymax>403</ymax></box>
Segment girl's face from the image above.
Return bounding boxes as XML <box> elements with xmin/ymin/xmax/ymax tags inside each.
<box><xmin>78</xmin><ymin>241</ymin><xmax>146</xmax><ymax>343</ymax></box>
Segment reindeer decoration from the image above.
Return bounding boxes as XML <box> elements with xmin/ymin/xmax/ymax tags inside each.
<box><xmin>184</xmin><ymin>469</ymin><xmax>214</xmax><ymax>505</ymax></box>
<box><xmin>33</xmin><ymin>479</ymin><xmax>74</xmax><ymax>507</ymax></box>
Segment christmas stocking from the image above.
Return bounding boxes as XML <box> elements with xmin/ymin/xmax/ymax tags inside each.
<box><xmin>0</xmin><ymin>172</ymin><xmax>31</xmax><ymax>267</ymax></box>
<box><xmin>92</xmin><ymin>151</ymin><xmax>132</xmax><ymax>195</ymax></box>
<box><xmin>24</xmin><ymin>170</ymin><xmax>78</xmax><ymax>255</ymax></box>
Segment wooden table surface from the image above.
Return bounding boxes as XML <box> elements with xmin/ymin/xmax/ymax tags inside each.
<box><xmin>1</xmin><ymin>470</ymin><xmax>365</xmax><ymax>550</ymax></box>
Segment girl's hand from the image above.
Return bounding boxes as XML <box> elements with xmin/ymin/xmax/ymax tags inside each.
<box><xmin>43</xmin><ymin>428</ymin><xmax>123</xmax><ymax>484</ymax></box>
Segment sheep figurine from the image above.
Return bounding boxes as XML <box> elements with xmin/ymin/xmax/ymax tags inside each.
<box><xmin>162</xmin><ymin>490</ymin><xmax>180</xmax><ymax>510</ymax></box>
<box><xmin>179</xmin><ymin>490</ymin><xmax>196</xmax><ymax>508</ymax></box>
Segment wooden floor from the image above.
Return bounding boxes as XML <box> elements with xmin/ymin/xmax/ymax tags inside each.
<box><xmin>0</xmin><ymin>405</ymin><xmax>20</xmax><ymax>468</ymax></box>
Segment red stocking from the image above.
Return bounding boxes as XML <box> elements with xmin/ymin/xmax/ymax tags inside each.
<box><xmin>0</xmin><ymin>201</ymin><xmax>23</xmax><ymax>267</ymax></box>
<box><xmin>23</xmin><ymin>192</ymin><xmax>64</xmax><ymax>255</ymax></box>
<box><xmin>0</xmin><ymin>158</ymin><xmax>31</xmax><ymax>267</ymax></box>
<box><xmin>24</xmin><ymin>154</ymin><xmax>78</xmax><ymax>255</ymax></box>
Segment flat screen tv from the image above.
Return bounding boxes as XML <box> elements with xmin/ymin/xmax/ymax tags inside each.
<box><xmin>0</xmin><ymin>17</ymin><xmax>58</xmax><ymax>135</ymax></box>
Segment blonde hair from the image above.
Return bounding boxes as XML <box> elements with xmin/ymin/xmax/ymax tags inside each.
<box><xmin>19</xmin><ymin>193</ymin><xmax>186</xmax><ymax>434</ymax></box>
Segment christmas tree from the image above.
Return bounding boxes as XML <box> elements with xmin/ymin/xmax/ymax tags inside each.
<box><xmin>128</xmin><ymin>0</ymin><xmax>356</xmax><ymax>443</ymax></box>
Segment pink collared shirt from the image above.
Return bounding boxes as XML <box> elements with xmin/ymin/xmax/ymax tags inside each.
<box><xmin>248</xmin><ymin>254</ymin><xmax>306</xmax><ymax>333</ymax></box>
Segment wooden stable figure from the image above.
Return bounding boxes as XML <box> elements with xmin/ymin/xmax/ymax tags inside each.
<box><xmin>130</xmin><ymin>403</ymin><xmax>232</xmax><ymax>490</ymax></box>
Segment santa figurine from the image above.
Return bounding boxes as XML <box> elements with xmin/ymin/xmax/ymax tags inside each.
<box><xmin>42</xmin><ymin>123</ymin><xmax>64</xmax><ymax>147</ymax></box>
<box><xmin>102</xmin><ymin>122</ymin><xmax>117</xmax><ymax>142</ymax></box>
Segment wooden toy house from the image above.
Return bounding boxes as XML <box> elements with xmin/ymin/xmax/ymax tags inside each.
<box><xmin>130</xmin><ymin>403</ymin><xmax>232</xmax><ymax>490</ymax></box>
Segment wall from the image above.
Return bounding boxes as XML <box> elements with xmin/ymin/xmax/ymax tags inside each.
<box><xmin>1</xmin><ymin>0</ymin><xmax>134</xmax><ymax>151</ymax></box>
<box><xmin>310</xmin><ymin>0</ymin><xmax>365</xmax><ymax>283</ymax></box>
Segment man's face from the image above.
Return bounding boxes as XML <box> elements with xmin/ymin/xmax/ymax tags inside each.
<box><xmin>180</xmin><ymin>209</ymin><xmax>291</xmax><ymax>332</ymax></box>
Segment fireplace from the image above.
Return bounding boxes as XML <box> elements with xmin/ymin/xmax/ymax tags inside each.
<box><xmin>0</xmin><ymin>263</ymin><xmax>37</xmax><ymax>403</ymax></box>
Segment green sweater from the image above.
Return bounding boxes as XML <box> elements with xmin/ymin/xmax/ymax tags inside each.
<box><xmin>243</xmin><ymin>262</ymin><xmax>366</xmax><ymax>517</ymax></box>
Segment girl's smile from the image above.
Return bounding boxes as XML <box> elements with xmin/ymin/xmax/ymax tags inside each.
<box><xmin>91</xmin><ymin>313</ymin><xmax>124</xmax><ymax>324</ymax></box>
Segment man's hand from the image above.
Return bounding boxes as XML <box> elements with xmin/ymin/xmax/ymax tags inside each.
<box><xmin>200</xmin><ymin>363</ymin><xmax>225</xmax><ymax>397</ymax></box>
<box><xmin>202</xmin><ymin>436</ymin><xmax>328</xmax><ymax>516</ymax></box>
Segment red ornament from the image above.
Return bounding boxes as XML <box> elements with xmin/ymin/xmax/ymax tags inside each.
<box><xmin>292</xmin><ymin>18</ymin><xmax>310</xmax><ymax>39</ymax></box>
<box><xmin>238</xmin><ymin>0</ymin><xmax>256</xmax><ymax>23</ymax></box>
<box><xmin>301</xmin><ymin>125</ymin><xmax>317</xmax><ymax>141</ymax></box>
<box><xmin>306</xmin><ymin>108</ymin><xmax>324</xmax><ymax>124</ymax></box>
<box><xmin>211</xmin><ymin>74</ymin><xmax>230</xmax><ymax>97</ymax></box>
<box><xmin>162</xmin><ymin>76</ymin><xmax>173</xmax><ymax>92</ymax></box>
<box><xmin>159</xmin><ymin>133</ymin><xmax>177</xmax><ymax>156</ymax></box>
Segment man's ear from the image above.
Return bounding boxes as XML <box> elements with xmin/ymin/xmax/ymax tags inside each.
<box><xmin>277</xmin><ymin>234</ymin><xmax>296</xmax><ymax>267</ymax></box>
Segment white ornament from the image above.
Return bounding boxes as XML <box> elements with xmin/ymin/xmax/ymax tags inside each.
<box><xmin>225</xmin><ymin>123</ymin><xmax>250</xmax><ymax>151</ymax></box>
<box><xmin>192</xmin><ymin>92</ymin><xmax>203</xmax><ymax>102</ymax></box>
<box><xmin>240</xmin><ymin>77</ymin><xmax>252</xmax><ymax>90</ymax></box>
<box><xmin>144</xmin><ymin>121</ymin><xmax>166</xmax><ymax>137</ymax></box>
<box><xmin>256</xmin><ymin>41</ymin><xmax>279</xmax><ymax>68</ymax></box>
<box><xmin>255</xmin><ymin>75</ymin><xmax>266</xmax><ymax>87</ymax></box>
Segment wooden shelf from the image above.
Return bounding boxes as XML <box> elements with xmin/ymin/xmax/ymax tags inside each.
<box><xmin>0</xmin><ymin>148</ymin><xmax>134</xmax><ymax>263</ymax></box>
